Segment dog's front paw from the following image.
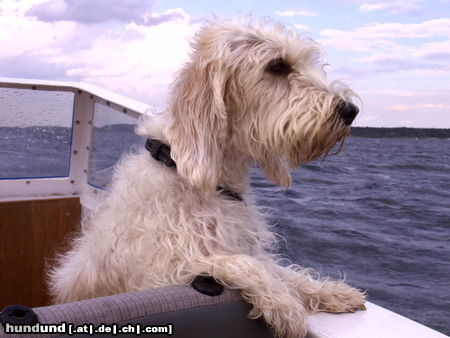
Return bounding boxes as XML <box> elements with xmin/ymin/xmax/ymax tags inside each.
<box><xmin>317</xmin><ymin>282</ymin><xmax>366</xmax><ymax>313</ymax></box>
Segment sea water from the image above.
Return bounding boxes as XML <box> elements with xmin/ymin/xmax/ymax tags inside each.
<box><xmin>251</xmin><ymin>137</ymin><xmax>449</xmax><ymax>335</ymax></box>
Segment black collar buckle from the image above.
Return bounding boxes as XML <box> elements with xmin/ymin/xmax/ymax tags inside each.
<box><xmin>145</xmin><ymin>138</ymin><xmax>176</xmax><ymax>168</ymax></box>
<box><xmin>145</xmin><ymin>138</ymin><xmax>244</xmax><ymax>203</ymax></box>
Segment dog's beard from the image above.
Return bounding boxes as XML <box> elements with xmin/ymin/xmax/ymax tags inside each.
<box><xmin>267</xmin><ymin>92</ymin><xmax>352</xmax><ymax>168</ymax></box>
<box><xmin>232</xmin><ymin>89</ymin><xmax>353</xmax><ymax>165</ymax></box>
<box><xmin>286</xmin><ymin>124</ymin><xmax>350</xmax><ymax>168</ymax></box>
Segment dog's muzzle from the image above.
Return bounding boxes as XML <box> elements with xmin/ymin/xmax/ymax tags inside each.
<box><xmin>336</xmin><ymin>101</ymin><xmax>359</xmax><ymax>126</ymax></box>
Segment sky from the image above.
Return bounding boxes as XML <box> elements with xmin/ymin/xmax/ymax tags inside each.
<box><xmin>1</xmin><ymin>0</ymin><xmax>450</xmax><ymax>128</ymax></box>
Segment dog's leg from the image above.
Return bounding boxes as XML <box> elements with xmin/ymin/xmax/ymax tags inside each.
<box><xmin>193</xmin><ymin>254</ymin><xmax>309</xmax><ymax>338</ymax></box>
<box><xmin>48</xmin><ymin>236</ymin><xmax>127</xmax><ymax>304</ymax></box>
<box><xmin>273</xmin><ymin>265</ymin><xmax>366</xmax><ymax>314</ymax></box>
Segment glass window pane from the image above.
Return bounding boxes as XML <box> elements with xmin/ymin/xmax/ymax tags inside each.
<box><xmin>88</xmin><ymin>102</ymin><xmax>144</xmax><ymax>189</ymax></box>
<box><xmin>0</xmin><ymin>88</ymin><xmax>74</xmax><ymax>179</ymax></box>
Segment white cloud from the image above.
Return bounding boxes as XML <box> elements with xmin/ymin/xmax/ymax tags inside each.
<box><xmin>319</xmin><ymin>18</ymin><xmax>450</xmax><ymax>76</ymax></box>
<box><xmin>388</xmin><ymin>103</ymin><xmax>450</xmax><ymax>111</ymax></box>
<box><xmin>388</xmin><ymin>104</ymin><xmax>413</xmax><ymax>111</ymax></box>
<box><xmin>321</xmin><ymin>18</ymin><xmax>450</xmax><ymax>44</ymax></box>
<box><xmin>356</xmin><ymin>115</ymin><xmax>380</xmax><ymax>123</ymax></box>
<box><xmin>360</xmin><ymin>89</ymin><xmax>433</xmax><ymax>97</ymax></box>
<box><xmin>25</xmin><ymin>0</ymin><xmax>174</xmax><ymax>25</ymax></box>
<box><xmin>143</xmin><ymin>8</ymin><xmax>188</xmax><ymax>26</ymax></box>
<box><xmin>62</xmin><ymin>18</ymin><xmax>197</xmax><ymax>107</ymax></box>
<box><xmin>24</xmin><ymin>0</ymin><xmax>187</xmax><ymax>26</ymax></box>
<box><xmin>276</xmin><ymin>9</ymin><xmax>317</xmax><ymax>17</ymax></box>
<box><xmin>359</xmin><ymin>0</ymin><xmax>423</xmax><ymax>14</ymax></box>
<box><xmin>294</xmin><ymin>24</ymin><xmax>309</xmax><ymax>31</ymax></box>
<box><xmin>0</xmin><ymin>0</ymin><xmax>197</xmax><ymax>107</ymax></box>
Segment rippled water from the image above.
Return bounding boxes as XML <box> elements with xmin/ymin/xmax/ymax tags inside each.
<box><xmin>1</xmin><ymin>127</ymin><xmax>449</xmax><ymax>334</ymax></box>
<box><xmin>251</xmin><ymin>137</ymin><xmax>450</xmax><ymax>335</ymax></box>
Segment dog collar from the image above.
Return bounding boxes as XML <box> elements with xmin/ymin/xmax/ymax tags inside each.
<box><xmin>145</xmin><ymin>138</ymin><xmax>244</xmax><ymax>202</ymax></box>
<box><xmin>145</xmin><ymin>138</ymin><xmax>176</xmax><ymax>168</ymax></box>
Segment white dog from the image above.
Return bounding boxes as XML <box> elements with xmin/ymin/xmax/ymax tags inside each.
<box><xmin>49</xmin><ymin>19</ymin><xmax>365</xmax><ymax>337</ymax></box>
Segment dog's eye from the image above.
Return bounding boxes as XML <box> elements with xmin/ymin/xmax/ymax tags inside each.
<box><xmin>266</xmin><ymin>58</ymin><xmax>292</xmax><ymax>76</ymax></box>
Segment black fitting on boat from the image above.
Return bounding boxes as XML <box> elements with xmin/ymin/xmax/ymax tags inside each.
<box><xmin>0</xmin><ymin>304</ymin><xmax>38</xmax><ymax>326</ymax></box>
<box><xmin>191</xmin><ymin>275</ymin><xmax>224</xmax><ymax>296</ymax></box>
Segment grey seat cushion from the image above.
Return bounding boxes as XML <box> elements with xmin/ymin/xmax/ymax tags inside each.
<box><xmin>0</xmin><ymin>285</ymin><xmax>274</xmax><ymax>338</ymax></box>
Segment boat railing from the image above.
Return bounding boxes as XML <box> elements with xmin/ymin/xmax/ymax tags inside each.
<box><xmin>0</xmin><ymin>77</ymin><xmax>155</xmax><ymax>209</ymax></box>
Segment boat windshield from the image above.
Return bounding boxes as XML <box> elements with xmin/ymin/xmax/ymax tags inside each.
<box><xmin>88</xmin><ymin>102</ymin><xmax>144</xmax><ymax>189</ymax></box>
<box><xmin>0</xmin><ymin>87</ymin><xmax>74</xmax><ymax>180</ymax></box>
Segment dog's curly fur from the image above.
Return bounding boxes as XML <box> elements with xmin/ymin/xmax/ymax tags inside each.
<box><xmin>48</xmin><ymin>19</ymin><xmax>365</xmax><ymax>337</ymax></box>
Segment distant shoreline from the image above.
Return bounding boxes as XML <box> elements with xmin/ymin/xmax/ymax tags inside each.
<box><xmin>0</xmin><ymin>126</ymin><xmax>449</xmax><ymax>139</ymax></box>
<box><xmin>350</xmin><ymin>127</ymin><xmax>450</xmax><ymax>139</ymax></box>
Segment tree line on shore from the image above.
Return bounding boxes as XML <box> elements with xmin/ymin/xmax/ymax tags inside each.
<box><xmin>350</xmin><ymin>127</ymin><xmax>450</xmax><ymax>138</ymax></box>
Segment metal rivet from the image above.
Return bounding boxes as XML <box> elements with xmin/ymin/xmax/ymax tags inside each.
<box><xmin>77</xmin><ymin>90</ymin><xmax>82</xmax><ymax>95</ymax></box>
<box><xmin>106</xmin><ymin>101</ymin><xmax>110</xmax><ymax>106</ymax></box>
<box><xmin>90</xmin><ymin>95</ymin><xmax>94</xmax><ymax>99</ymax></box>
<box><xmin>75</xmin><ymin>120</ymin><xmax>80</xmax><ymax>125</ymax></box>
<box><xmin>123</xmin><ymin>108</ymin><xmax>128</xmax><ymax>114</ymax></box>
<box><xmin>73</xmin><ymin>150</ymin><xmax>78</xmax><ymax>155</ymax></box>
<box><xmin>88</xmin><ymin>120</ymin><xmax>92</xmax><ymax>125</ymax></box>
<box><xmin>86</xmin><ymin>146</ymin><xmax>89</xmax><ymax>151</ymax></box>
<box><xmin>94</xmin><ymin>190</ymin><xmax>97</xmax><ymax>194</ymax></box>
<box><xmin>26</xmin><ymin>181</ymin><xmax>30</xmax><ymax>185</ymax></box>
<box><xmin>70</xmin><ymin>180</ymin><xmax>75</xmax><ymax>184</ymax></box>
<box><xmin>31</xmin><ymin>86</ymin><xmax>36</xmax><ymax>90</ymax></box>
<box><xmin>84</xmin><ymin>169</ymin><xmax>87</xmax><ymax>173</ymax></box>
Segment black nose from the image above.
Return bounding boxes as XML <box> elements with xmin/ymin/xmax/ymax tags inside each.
<box><xmin>336</xmin><ymin>101</ymin><xmax>359</xmax><ymax>126</ymax></box>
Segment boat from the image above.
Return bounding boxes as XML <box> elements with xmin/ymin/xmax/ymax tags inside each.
<box><xmin>0</xmin><ymin>77</ymin><xmax>446</xmax><ymax>337</ymax></box>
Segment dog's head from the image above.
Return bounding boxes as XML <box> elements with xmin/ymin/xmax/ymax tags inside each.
<box><xmin>166</xmin><ymin>20</ymin><xmax>359</xmax><ymax>191</ymax></box>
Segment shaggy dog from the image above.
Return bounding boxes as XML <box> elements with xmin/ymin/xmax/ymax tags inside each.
<box><xmin>49</xmin><ymin>20</ymin><xmax>365</xmax><ymax>337</ymax></box>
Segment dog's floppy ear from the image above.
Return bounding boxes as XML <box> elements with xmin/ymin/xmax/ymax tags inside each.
<box><xmin>167</xmin><ymin>36</ymin><xmax>229</xmax><ymax>193</ymax></box>
<box><xmin>260</xmin><ymin>153</ymin><xmax>292</xmax><ymax>189</ymax></box>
